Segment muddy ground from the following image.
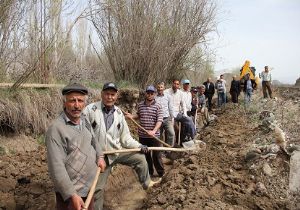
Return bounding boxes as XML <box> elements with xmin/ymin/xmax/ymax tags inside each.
<box><xmin>0</xmin><ymin>87</ymin><xmax>299</xmax><ymax>210</ymax></box>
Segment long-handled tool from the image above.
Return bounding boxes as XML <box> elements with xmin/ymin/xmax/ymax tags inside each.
<box><xmin>121</xmin><ymin>109</ymin><xmax>172</xmax><ymax>148</ymax></box>
<box><xmin>81</xmin><ymin>146</ymin><xmax>197</xmax><ymax>209</ymax></box>
<box><xmin>177</xmin><ymin>122</ymin><xmax>181</xmax><ymax>146</ymax></box>
<box><xmin>82</xmin><ymin>167</ymin><xmax>101</xmax><ymax>210</ymax></box>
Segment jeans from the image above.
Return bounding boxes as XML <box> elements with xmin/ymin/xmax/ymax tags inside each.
<box><xmin>244</xmin><ymin>89</ymin><xmax>252</xmax><ymax>105</ymax></box>
<box><xmin>175</xmin><ymin>114</ymin><xmax>196</xmax><ymax>141</ymax></box>
<box><xmin>218</xmin><ymin>92</ymin><xmax>226</xmax><ymax>107</ymax></box>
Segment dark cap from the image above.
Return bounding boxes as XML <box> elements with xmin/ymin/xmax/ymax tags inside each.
<box><xmin>102</xmin><ymin>82</ymin><xmax>118</xmax><ymax>91</ymax></box>
<box><xmin>191</xmin><ymin>87</ymin><xmax>198</xmax><ymax>92</ymax></box>
<box><xmin>62</xmin><ymin>83</ymin><xmax>88</xmax><ymax>95</ymax></box>
<box><xmin>145</xmin><ymin>85</ymin><xmax>156</xmax><ymax>92</ymax></box>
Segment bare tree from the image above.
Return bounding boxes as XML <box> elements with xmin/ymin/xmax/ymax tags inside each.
<box><xmin>90</xmin><ymin>0</ymin><xmax>216</xmax><ymax>87</ymax></box>
<box><xmin>0</xmin><ymin>0</ymin><xmax>27</xmax><ymax>79</ymax></box>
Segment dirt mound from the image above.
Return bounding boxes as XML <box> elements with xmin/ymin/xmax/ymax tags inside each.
<box><xmin>142</xmin><ymin>104</ymin><xmax>290</xmax><ymax>209</ymax></box>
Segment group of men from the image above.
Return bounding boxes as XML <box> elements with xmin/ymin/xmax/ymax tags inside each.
<box><xmin>229</xmin><ymin>65</ymin><xmax>273</xmax><ymax>105</ymax></box>
<box><xmin>46</xmin><ymin>78</ymin><xmax>213</xmax><ymax>210</ymax></box>
<box><xmin>46</xmin><ymin>66</ymin><xmax>273</xmax><ymax>210</ymax></box>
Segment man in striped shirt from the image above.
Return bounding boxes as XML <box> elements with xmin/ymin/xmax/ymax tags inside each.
<box><xmin>127</xmin><ymin>85</ymin><xmax>164</xmax><ymax>177</ymax></box>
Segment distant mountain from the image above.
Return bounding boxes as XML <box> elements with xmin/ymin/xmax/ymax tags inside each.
<box><xmin>272</xmin><ymin>80</ymin><xmax>282</xmax><ymax>86</ymax></box>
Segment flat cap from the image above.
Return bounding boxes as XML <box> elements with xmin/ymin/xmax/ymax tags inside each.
<box><xmin>102</xmin><ymin>82</ymin><xmax>118</xmax><ymax>91</ymax></box>
<box><xmin>62</xmin><ymin>83</ymin><xmax>88</xmax><ymax>95</ymax></box>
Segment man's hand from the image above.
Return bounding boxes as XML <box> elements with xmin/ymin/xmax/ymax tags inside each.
<box><xmin>139</xmin><ymin>145</ymin><xmax>149</xmax><ymax>154</ymax></box>
<box><xmin>147</xmin><ymin>130</ymin><xmax>156</xmax><ymax>137</ymax></box>
<box><xmin>68</xmin><ymin>194</ymin><xmax>84</xmax><ymax>210</ymax></box>
<box><xmin>124</xmin><ymin>112</ymin><xmax>133</xmax><ymax>119</ymax></box>
<box><xmin>97</xmin><ymin>157</ymin><xmax>106</xmax><ymax>172</ymax></box>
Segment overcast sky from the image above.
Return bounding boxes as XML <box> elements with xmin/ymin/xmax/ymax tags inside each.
<box><xmin>212</xmin><ymin>0</ymin><xmax>300</xmax><ymax>84</ymax></box>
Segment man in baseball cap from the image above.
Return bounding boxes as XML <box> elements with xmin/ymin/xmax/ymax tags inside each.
<box><xmin>102</xmin><ymin>82</ymin><xmax>118</xmax><ymax>92</ymax></box>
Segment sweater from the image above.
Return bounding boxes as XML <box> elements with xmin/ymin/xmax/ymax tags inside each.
<box><xmin>46</xmin><ymin>112</ymin><xmax>101</xmax><ymax>201</ymax></box>
<box><xmin>83</xmin><ymin>102</ymin><xmax>141</xmax><ymax>164</ymax></box>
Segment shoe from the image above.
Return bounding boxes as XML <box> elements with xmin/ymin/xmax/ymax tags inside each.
<box><xmin>144</xmin><ymin>178</ymin><xmax>162</xmax><ymax>190</ymax></box>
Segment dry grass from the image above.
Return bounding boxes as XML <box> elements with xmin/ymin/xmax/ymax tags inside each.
<box><xmin>0</xmin><ymin>89</ymin><xmax>62</xmax><ymax>136</ymax></box>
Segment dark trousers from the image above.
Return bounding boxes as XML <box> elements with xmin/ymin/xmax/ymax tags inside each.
<box><xmin>230</xmin><ymin>91</ymin><xmax>239</xmax><ymax>103</ymax></box>
<box><xmin>262</xmin><ymin>81</ymin><xmax>273</xmax><ymax>98</ymax></box>
<box><xmin>56</xmin><ymin>193</ymin><xmax>94</xmax><ymax>210</ymax></box>
<box><xmin>205</xmin><ymin>94</ymin><xmax>213</xmax><ymax>110</ymax></box>
<box><xmin>139</xmin><ymin>137</ymin><xmax>164</xmax><ymax>177</ymax></box>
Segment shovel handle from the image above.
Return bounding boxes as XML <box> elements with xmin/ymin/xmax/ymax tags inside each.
<box><xmin>82</xmin><ymin>167</ymin><xmax>101</xmax><ymax>210</ymax></box>
<box><xmin>122</xmin><ymin>109</ymin><xmax>171</xmax><ymax>148</ymax></box>
<box><xmin>103</xmin><ymin>146</ymin><xmax>195</xmax><ymax>155</ymax></box>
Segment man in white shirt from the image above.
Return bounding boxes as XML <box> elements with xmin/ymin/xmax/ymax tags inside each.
<box><xmin>259</xmin><ymin>66</ymin><xmax>273</xmax><ymax>98</ymax></box>
<box><xmin>181</xmin><ymin>79</ymin><xmax>192</xmax><ymax>116</ymax></box>
<box><xmin>164</xmin><ymin>79</ymin><xmax>196</xmax><ymax>143</ymax></box>
<box><xmin>156</xmin><ymin>82</ymin><xmax>175</xmax><ymax>147</ymax></box>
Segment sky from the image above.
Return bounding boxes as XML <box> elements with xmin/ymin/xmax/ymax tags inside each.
<box><xmin>212</xmin><ymin>0</ymin><xmax>300</xmax><ymax>84</ymax></box>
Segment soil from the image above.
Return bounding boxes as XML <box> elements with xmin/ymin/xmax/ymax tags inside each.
<box><xmin>0</xmin><ymin>87</ymin><xmax>299</xmax><ymax>210</ymax></box>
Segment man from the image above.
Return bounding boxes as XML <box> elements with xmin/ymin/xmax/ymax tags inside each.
<box><xmin>155</xmin><ymin>82</ymin><xmax>175</xmax><ymax>147</ymax></box>
<box><xmin>190</xmin><ymin>87</ymin><xmax>199</xmax><ymax>120</ymax></box>
<box><xmin>84</xmin><ymin>82</ymin><xmax>158</xmax><ymax>210</ymax></box>
<box><xmin>259</xmin><ymin>65</ymin><xmax>273</xmax><ymax>98</ymax></box>
<box><xmin>215</xmin><ymin>75</ymin><xmax>226</xmax><ymax>108</ymax></box>
<box><xmin>229</xmin><ymin>76</ymin><xmax>241</xmax><ymax>103</ymax></box>
<box><xmin>165</xmin><ymin>79</ymin><xmax>196</xmax><ymax>142</ymax></box>
<box><xmin>126</xmin><ymin>85</ymin><xmax>164</xmax><ymax>178</ymax></box>
<box><xmin>198</xmin><ymin>85</ymin><xmax>210</xmax><ymax>128</ymax></box>
<box><xmin>203</xmin><ymin>77</ymin><xmax>215</xmax><ymax>111</ymax></box>
<box><xmin>243</xmin><ymin>73</ymin><xmax>255</xmax><ymax>106</ymax></box>
<box><xmin>46</xmin><ymin>83</ymin><xmax>106</xmax><ymax>210</ymax></box>
<box><xmin>181</xmin><ymin>79</ymin><xmax>192</xmax><ymax>116</ymax></box>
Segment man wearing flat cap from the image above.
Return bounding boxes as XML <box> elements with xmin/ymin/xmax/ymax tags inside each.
<box><xmin>46</xmin><ymin>83</ymin><xmax>106</xmax><ymax>210</ymax></box>
<box><xmin>83</xmin><ymin>82</ymin><xmax>158</xmax><ymax>210</ymax></box>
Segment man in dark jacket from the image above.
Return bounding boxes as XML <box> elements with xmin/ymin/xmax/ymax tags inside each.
<box><xmin>229</xmin><ymin>76</ymin><xmax>241</xmax><ymax>103</ymax></box>
<box><xmin>203</xmin><ymin>77</ymin><xmax>215</xmax><ymax>111</ymax></box>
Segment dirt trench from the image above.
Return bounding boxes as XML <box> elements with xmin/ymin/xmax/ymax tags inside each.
<box><xmin>0</xmin><ymin>89</ymin><xmax>298</xmax><ymax>209</ymax></box>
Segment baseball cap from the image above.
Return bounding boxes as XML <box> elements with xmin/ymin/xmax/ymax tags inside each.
<box><xmin>145</xmin><ymin>85</ymin><xmax>156</xmax><ymax>92</ymax></box>
<box><xmin>182</xmin><ymin>79</ymin><xmax>190</xmax><ymax>84</ymax></box>
<box><xmin>62</xmin><ymin>83</ymin><xmax>88</xmax><ymax>95</ymax></box>
<box><xmin>102</xmin><ymin>82</ymin><xmax>118</xmax><ymax>91</ymax></box>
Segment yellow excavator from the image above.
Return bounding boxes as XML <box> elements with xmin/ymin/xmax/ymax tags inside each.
<box><xmin>240</xmin><ymin>60</ymin><xmax>260</xmax><ymax>89</ymax></box>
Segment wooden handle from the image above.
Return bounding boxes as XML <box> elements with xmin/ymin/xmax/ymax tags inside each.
<box><xmin>82</xmin><ymin>167</ymin><xmax>101</xmax><ymax>210</ymax></box>
<box><xmin>178</xmin><ymin>122</ymin><xmax>181</xmax><ymax>146</ymax></box>
<box><xmin>121</xmin><ymin>109</ymin><xmax>172</xmax><ymax>148</ymax></box>
<box><xmin>102</xmin><ymin>146</ymin><xmax>196</xmax><ymax>155</ymax></box>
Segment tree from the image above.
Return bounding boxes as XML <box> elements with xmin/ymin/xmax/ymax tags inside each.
<box><xmin>90</xmin><ymin>0</ymin><xmax>216</xmax><ymax>87</ymax></box>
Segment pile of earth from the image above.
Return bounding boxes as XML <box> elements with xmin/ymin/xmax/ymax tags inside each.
<box><xmin>142</xmin><ymin>102</ymin><xmax>292</xmax><ymax>210</ymax></box>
